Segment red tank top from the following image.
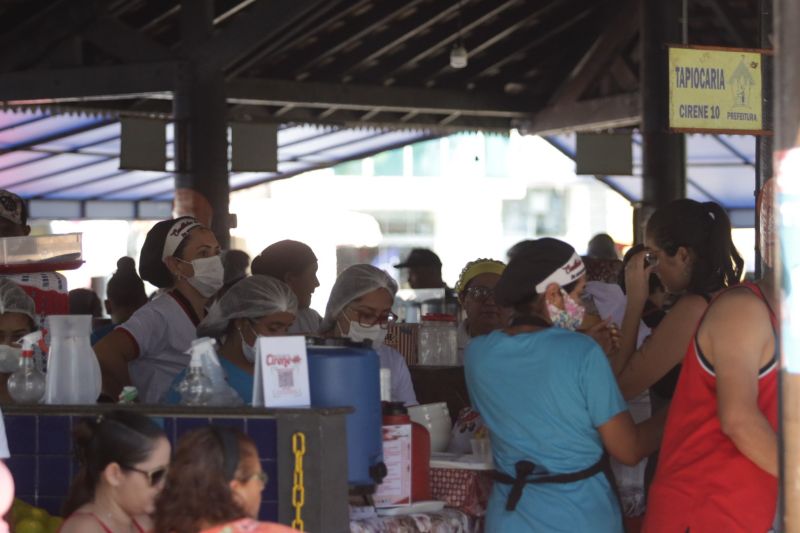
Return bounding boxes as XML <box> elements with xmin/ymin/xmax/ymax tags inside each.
<box><xmin>642</xmin><ymin>282</ymin><xmax>778</xmax><ymax>532</ymax></box>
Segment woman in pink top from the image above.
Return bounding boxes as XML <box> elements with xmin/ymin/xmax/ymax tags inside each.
<box><xmin>60</xmin><ymin>411</ymin><xmax>171</xmax><ymax>533</ymax></box>
<box><xmin>154</xmin><ymin>427</ymin><xmax>299</xmax><ymax>533</ymax></box>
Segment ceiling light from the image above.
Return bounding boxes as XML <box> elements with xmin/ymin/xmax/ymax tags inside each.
<box><xmin>450</xmin><ymin>43</ymin><xmax>468</xmax><ymax>69</ymax></box>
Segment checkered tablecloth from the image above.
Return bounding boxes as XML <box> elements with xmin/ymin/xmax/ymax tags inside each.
<box><xmin>430</xmin><ymin>468</ymin><xmax>493</xmax><ymax>518</ymax></box>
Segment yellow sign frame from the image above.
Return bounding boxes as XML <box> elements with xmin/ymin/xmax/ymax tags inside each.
<box><xmin>668</xmin><ymin>45</ymin><xmax>770</xmax><ymax>135</ymax></box>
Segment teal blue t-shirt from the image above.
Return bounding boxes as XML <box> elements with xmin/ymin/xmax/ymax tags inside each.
<box><xmin>465</xmin><ymin>328</ymin><xmax>627</xmax><ymax>533</ymax></box>
<box><xmin>164</xmin><ymin>356</ymin><xmax>253</xmax><ymax>405</ymax></box>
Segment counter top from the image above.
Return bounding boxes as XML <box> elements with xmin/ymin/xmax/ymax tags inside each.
<box><xmin>0</xmin><ymin>403</ymin><xmax>353</xmax><ymax>417</ymax></box>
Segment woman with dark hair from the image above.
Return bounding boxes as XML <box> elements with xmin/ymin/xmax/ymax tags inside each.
<box><xmin>154</xmin><ymin>426</ymin><xmax>298</xmax><ymax>533</ymax></box>
<box><xmin>612</xmin><ymin>199</ymin><xmax>744</xmax><ymax>399</ymax></box>
<box><xmin>251</xmin><ymin>240</ymin><xmax>321</xmax><ymax>334</ymax></box>
<box><xmin>91</xmin><ymin>257</ymin><xmax>149</xmax><ymax>345</ymax></box>
<box><xmin>94</xmin><ymin>217</ymin><xmax>222</xmax><ymax>403</ymax></box>
<box><xmin>60</xmin><ymin>410</ymin><xmax>170</xmax><ymax>533</ymax></box>
<box><xmin>465</xmin><ymin>238</ymin><xmax>665</xmax><ymax>532</ymax></box>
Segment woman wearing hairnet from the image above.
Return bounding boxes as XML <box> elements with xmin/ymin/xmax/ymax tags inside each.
<box><xmin>320</xmin><ymin>264</ymin><xmax>417</xmax><ymax>406</ymax></box>
<box><xmin>165</xmin><ymin>275</ymin><xmax>298</xmax><ymax>404</ymax></box>
<box><xmin>0</xmin><ymin>278</ymin><xmax>37</xmax><ymax>405</ymax></box>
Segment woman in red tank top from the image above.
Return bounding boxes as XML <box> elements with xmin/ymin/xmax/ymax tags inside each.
<box><xmin>643</xmin><ymin>280</ymin><xmax>778</xmax><ymax>532</ymax></box>
<box><xmin>60</xmin><ymin>411</ymin><xmax>171</xmax><ymax>533</ymax></box>
<box><xmin>643</xmin><ymin>184</ymin><xmax>780</xmax><ymax>532</ymax></box>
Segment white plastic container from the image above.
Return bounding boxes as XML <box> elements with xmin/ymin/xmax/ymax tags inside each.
<box><xmin>44</xmin><ymin>315</ymin><xmax>101</xmax><ymax>404</ymax></box>
<box><xmin>0</xmin><ymin>233</ymin><xmax>82</xmax><ymax>266</ymax></box>
<box><xmin>417</xmin><ymin>316</ymin><xmax>458</xmax><ymax>366</ymax></box>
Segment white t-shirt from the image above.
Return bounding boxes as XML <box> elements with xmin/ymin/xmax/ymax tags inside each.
<box><xmin>287</xmin><ymin>307</ymin><xmax>322</xmax><ymax>335</ymax></box>
<box><xmin>0</xmin><ymin>407</ymin><xmax>8</xmax><ymax>459</ymax></box>
<box><xmin>375</xmin><ymin>343</ymin><xmax>418</xmax><ymax>406</ymax></box>
<box><xmin>119</xmin><ymin>292</ymin><xmax>199</xmax><ymax>404</ymax></box>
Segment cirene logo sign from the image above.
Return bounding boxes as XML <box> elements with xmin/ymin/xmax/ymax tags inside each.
<box><xmin>668</xmin><ymin>46</ymin><xmax>765</xmax><ymax>133</ymax></box>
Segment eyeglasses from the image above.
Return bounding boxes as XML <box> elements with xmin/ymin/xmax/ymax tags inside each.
<box><xmin>464</xmin><ymin>286</ymin><xmax>495</xmax><ymax>302</ymax></box>
<box><xmin>123</xmin><ymin>465</ymin><xmax>168</xmax><ymax>487</ymax></box>
<box><xmin>347</xmin><ymin>307</ymin><xmax>398</xmax><ymax>329</ymax></box>
<box><xmin>241</xmin><ymin>471</ymin><xmax>268</xmax><ymax>485</ymax></box>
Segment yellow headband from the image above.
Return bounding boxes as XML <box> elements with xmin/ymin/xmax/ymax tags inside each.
<box><xmin>455</xmin><ymin>259</ymin><xmax>506</xmax><ymax>295</ymax></box>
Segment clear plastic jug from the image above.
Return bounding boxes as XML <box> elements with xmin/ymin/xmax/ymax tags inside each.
<box><xmin>44</xmin><ymin>315</ymin><xmax>102</xmax><ymax>404</ymax></box>
<box><xmin>417</xmin><ymin>314</ymin><xmax>458</xmax><ymax>366</ymax></box>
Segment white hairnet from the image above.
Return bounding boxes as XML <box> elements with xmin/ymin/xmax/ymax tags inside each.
<box><xmin>321</xmin><ymin>264</ymin><xmax>398</xmax><ymax>332</ymax></box>
<box><xmin>0</xmin><ymin>278</ymin><xmax>36</xmax><ymax>323</ymax></box>
<box><xmin>197</xmin><ymin>275</ymin><xmax>298</xmax><ymax>337</ymax></box>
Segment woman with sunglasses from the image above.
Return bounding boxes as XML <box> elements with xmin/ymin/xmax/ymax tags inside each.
<box><xmin>60</xmin><ymin>410</ymin><xmax>170</xmax><ymax>533</ymax></box>
<box><xmin>154</xmin><ymin>426</ymin><xmax>299</xmax><ymax>533</ymax></box>
<box><xmin>320</xmin><ymin>264</ymin><xmax>417</xmax><ymax>406</ymax></box>
<box><xmin>164</xmin><ymin>275</ymin><xmax>298</xmax><ymax>405</ymax></box>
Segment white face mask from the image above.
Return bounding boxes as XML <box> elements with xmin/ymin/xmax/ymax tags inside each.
<box><xmin>347</xmin><ymin>321</ymin><xmax>387</xmax><ymax>346</ymax></box>
<box><xmin>181</xmin><ymin>256</ymin><xmax>225</xmax><ymax>297</ymax></box>
<box><xmin>238</xmin><ymin>326</ymin><xmax>257</xmax><ymax>364</ymax></box>
<box><xmin>0</xmin><ymin>344</ymin><xmax>22</xmax><ymax>373</ymax></box>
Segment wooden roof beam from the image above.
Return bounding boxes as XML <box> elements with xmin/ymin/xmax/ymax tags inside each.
<box><xmin>192</xmin><ymin>0</ymin><xmax>327</xmax><ymax>73</ymax></box>
<box><xmin>518</xmin><ymin>92</ymin><xmax>641</xmax><ymax>135</ymax></box>
<box><xmin>547</xmin><ymin>0</ymin><xmax>640</xmax><ymax>105</ymax></box>
<box><xmin>225</xmin><ymin>78</ymin><xmax>531</xmax><ymax>118</ymax></box>
<box><xmin>701</xmin><ymin>0</ymin><xmax>749</xmax><ymax>47</ymax></box>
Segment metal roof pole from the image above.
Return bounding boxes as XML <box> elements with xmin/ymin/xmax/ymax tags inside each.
<box><xmin>636</xmin><ymin>0</ymin><xmax>686</xmax><ymax>243</ymax></box>
<box><xmin>173</xmin><ymin>0</ymin><xmax>231</xmax><ymax>249</ymax></box>
<box><xmin>755</xmin><ymin>0</ymin><xmax>773</xmax><ymax>279</ymax></box>
<box><xmin>776</xmin><ymin>0</ymin><xmax>800</xmax><ymax>527</ymax></box>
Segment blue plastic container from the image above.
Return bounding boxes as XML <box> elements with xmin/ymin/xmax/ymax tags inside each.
<box><xmin>307</xmin><ymin>339</ymin><xmax>384</xmax><ymax>489</ymax></box>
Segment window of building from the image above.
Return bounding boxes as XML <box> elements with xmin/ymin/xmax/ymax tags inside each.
<box><xmin>373</xmin><ymin>148</ymin><xmax>404</xmax><ymax>176</ymax></box>
<box><xmin>412</xmin><ymin>139</ymin><xmax>441</xmax><ymax>176</ymax></box>
<box><xmin>485</xmin><ymin>133</ymin><xmax>510</xmax><ymax>177</ymax></box>
<box><xmin>503</xmin><ymin>188</ymin><xmax>567</xmax><ymax>236</ymax></box>
<box><xmin>333</xmin><ymin>159</ymin><xmax>364</xmax><ymax>175</ymax></box>
<box><xmin>362</xmin><ymin>210</ymin><xmax>435</xmax><ymax>236</ymax></box>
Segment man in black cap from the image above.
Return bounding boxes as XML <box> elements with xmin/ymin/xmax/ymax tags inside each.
<box><xmin>395</xmin><ymin>248</ymin><xmax>458</xmax><ymax>316</ymax></box>
<box><xmin>394</xmin><ymin>248</ymin><xmax>447</xmax><ymax>290</ymax></box>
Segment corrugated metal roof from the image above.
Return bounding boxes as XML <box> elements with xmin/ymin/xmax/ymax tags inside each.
<box><xmin>0</xmin><ymin>108</ymin><xmax>437</xmax><ymax>217</ymax></box>
<box><xmin>0</xmin><ymin>109</ymin><xmax>759</xmax><ymax>225</ymax></box>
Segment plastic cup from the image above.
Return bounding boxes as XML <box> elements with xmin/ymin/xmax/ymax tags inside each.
<box><xmin>470</xmin><ymin>438</ymin><xmax>491</xmax><ymax>460</ymax></box>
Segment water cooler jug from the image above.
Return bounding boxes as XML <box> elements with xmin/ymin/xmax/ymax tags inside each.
<box><xmin>307</xmin><ymin>338</ymin><xmax>385</xmax><ymax>490</ymax></box>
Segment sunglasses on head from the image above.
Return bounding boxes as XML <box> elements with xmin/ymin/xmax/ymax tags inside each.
<box><xmin>123</xmin><ymin>465</ymin><xmax>168</xmax><ymax>487</ymax></box>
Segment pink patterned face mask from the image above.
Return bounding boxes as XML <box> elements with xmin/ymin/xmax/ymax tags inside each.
<box><xmin>546</xmin><ymin>289</ymin><xmax>586</xmax><ymax>331</ymax></box>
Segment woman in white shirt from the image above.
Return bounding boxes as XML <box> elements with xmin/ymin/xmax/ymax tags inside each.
<box><xmin>94</xmin><ymin>217</ymin><xmax>222</xmax><ymax>404</ymax></box>
<box><xmin>320</xmin><ymin>264</ymin><xmax>417</xmax><ymax>406</ymax></box>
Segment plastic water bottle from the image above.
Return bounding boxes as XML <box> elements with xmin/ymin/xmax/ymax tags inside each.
<box><xmin>178</xmin><ymin>349</ymin><xmax>213</xmax><ymax>406</ymax></box>
<box><xmin>7</xmin><ymin>331</ymin><xmax>46</xmax><ymax>404</ymax></box>
<box><xmin>187</xmin><ymin>337</ymin><xmax>243</xmax><ymax>406</ymax></box>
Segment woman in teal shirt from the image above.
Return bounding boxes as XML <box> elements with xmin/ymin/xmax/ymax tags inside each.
<box><xmin>465</xmin><ymin>238</ymin><xmax>665</xmax><ymax>532</ymax></box>
<box><xmin>166</xmin><ymin>275</ymin><xmax>297</xmax><ymax>404</ymax></box>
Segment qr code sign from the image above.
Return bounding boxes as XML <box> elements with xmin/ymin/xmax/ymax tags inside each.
<box><xmin>277</xmin><ymin>368</ymin><xmax>294</xmax><ymax>389</ymax></box>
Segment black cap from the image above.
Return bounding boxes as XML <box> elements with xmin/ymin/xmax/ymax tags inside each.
<box><xmin>394</xmin><ymin>248</ymin><xmax>442</xmax><ymax>269</ymax></box>
<box><xmin>494</xmin><ymin>238</ymin><xmax>577</xmax><ymax>307</ymax></box>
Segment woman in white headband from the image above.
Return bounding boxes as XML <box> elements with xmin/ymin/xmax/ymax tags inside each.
<box><xmin>464</xmin><ymin>237</ymin><xmax>666</xmax><ymax>533</ymax></box>
<box><xmin>94</xmin><ymin>217</ymin><xmax>222</xmax><ymax>404</ymax></box>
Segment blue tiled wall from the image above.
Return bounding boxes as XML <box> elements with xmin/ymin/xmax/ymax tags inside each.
<box><xmin>5</xmin><ymin>414</ymin><xmax>279</xmax><ymax>521</ymax></box>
